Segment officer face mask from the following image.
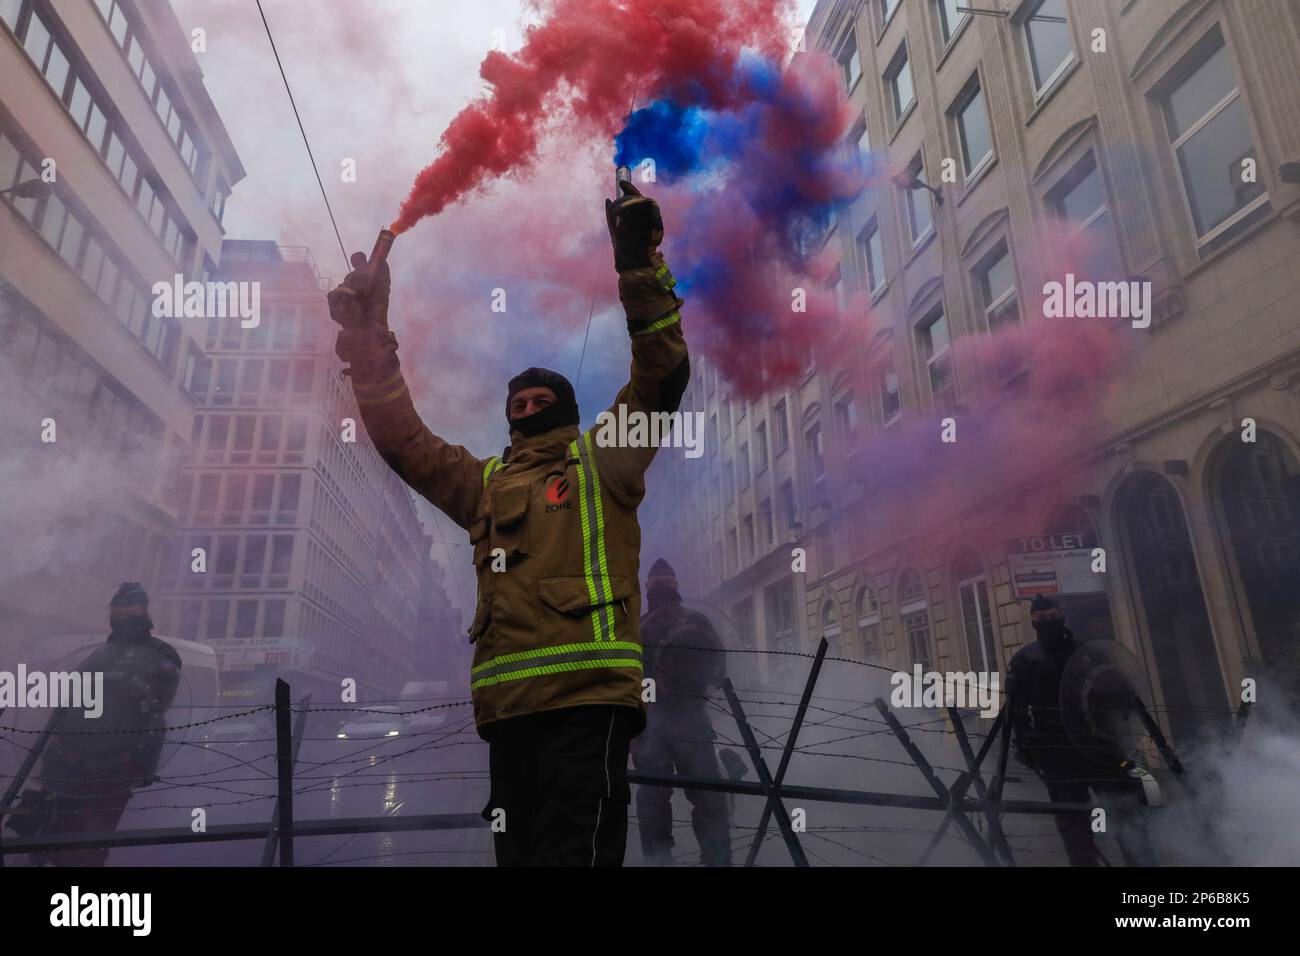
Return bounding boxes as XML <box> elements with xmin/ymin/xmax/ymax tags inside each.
<box><xmin>1032</xmin><ymin>616</ymin><xmax>1069</xmax><ymax>651</ymax></box>
<box><xmin>508</xmin><ymin>400</ymin><xmax>577</xmax><ymax>439</ymax></box>
<box><xmin>646</xmin><ymin>582</ymin><xmax>680</xmax><ymax>612</ymax></box>
<box><xmin>110</xmin><ymin>614</ymin><xmax>153</xmax><ymax>639</ymax></box>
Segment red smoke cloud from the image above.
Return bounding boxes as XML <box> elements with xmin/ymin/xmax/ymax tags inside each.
<box><xmin>390</xmin><ymin>0</ymin><xmax>794</xmax><ymax>234</ymax></box>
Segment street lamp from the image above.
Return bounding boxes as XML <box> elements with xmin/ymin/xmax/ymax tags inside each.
<box><xmin>0</xmin><ymin>178</ymin><xmax>51</xmax><ymax>200</ymax></box>
<box><xmin>891</xmin><ymin>171</ymin><xmax>944</xmax><ymax>206</ymax></box>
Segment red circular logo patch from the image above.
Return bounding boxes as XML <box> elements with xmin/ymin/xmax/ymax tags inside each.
<box><xmin>546</xmin><ymin>476</ymin><xmax>570</xmax><ymax>504</ymax></box>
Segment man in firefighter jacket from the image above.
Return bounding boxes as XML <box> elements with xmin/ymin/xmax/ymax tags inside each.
<box><xmin>326</xmin><ymin>180</ymin><xmax>688</xmax><ymax>866</ymax></box>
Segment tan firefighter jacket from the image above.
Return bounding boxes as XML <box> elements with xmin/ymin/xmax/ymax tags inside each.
<box><xmin>349</xmin><ymin>263</ymin><xmax>687</xmax><ymax>738</ymax></box>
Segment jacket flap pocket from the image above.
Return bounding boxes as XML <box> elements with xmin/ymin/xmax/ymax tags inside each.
<box><xmin>469</xmin><ymin>517</ymin><xmax>490</xmax><ymax>567</ymax></box>
<box><xmin>538</xmin><ymin>575</ymin><xmax>635</xmax><ymax>615</ymax></box>
<box><xmin>492</xmin><ymin>484</ymin><xmax>529</xmax><ymax>528</ymax></box>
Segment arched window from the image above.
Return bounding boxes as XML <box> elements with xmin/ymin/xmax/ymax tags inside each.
<box><xmin>954</xmin><ymin>547</ymin><xmax>996</xmax><ymax>671</ymax></box>
<box><xmin>898</xmin><ymin>569</ymin><xmax>932</xmax><ymax>669</ymax></box>
<box><xmin>856</xmin><ymin>585</ymin><xmax>881</xmax><ymax>660</ymax></box>
<box><xmin>1115</xmin><ymin>471</ymin><xmax>1222</xmax><ymax>741</ymax></box>
<box><xmin>821</xmin><ymin>599</ymin><xmax>843</xmax><ymax>655</ymax></box>
<box><xmin>1213</xmin><ymin>430</ymin><xmax>1300</xmax><ymax>695</ymax></box>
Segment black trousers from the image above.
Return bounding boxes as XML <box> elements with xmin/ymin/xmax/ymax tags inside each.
<box><xmin>632</xmin><ymin>729</ymin><xmax>732</xmax><ymax>866</ymax></box>
<box><xmin>1040</xmin><ymin>769</ymin><xmax>1156</xmax><ymax>867</ymax></box>
<box><xmin>480</xmin><ymin>705</ymin><xmax>635</xmax><ymax>867</ymax></box>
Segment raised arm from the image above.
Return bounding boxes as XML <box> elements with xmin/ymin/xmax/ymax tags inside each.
<box><xmin>327</xmin><ymin>256</ymin><xmax>484</xmax><ymax>530</ymax></box>
<box><xmin>592</xmin><ymin>181</ymin><xmax>690</xmax><ymax>508</ymax></box>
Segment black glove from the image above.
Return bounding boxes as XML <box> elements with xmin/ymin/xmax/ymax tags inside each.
<box><xmin>605</xmin><ymin>180</ymin><xmax>682</xmax><ymax>330</ymax></box>
<box><xmin>605</xmin><ymin>179</ymin><xmax>664</xmax><ymax>274</ymax></box>
<box><xmin>326</xmin><ymin>254</ymin><xmax>396</xmax><ymax>378</ymax></box>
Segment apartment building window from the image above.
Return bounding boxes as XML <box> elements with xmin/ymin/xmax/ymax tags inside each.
<box><xmin>834</xmin><ymin>391</ymin><xmax>858</xmax><ymax>443</ymax></box>
<box><xmin>1048</xmin><ymin>152</ymin><xmax>1121</xmax><ymax>279</ymax></box>
<box><xmin>708</xmin><ymin>412</ymin><xmax>718</xmax><ymax>456</ymax></box>
<box><xmin>212</xmin><ymin>177</ymin><xmax>230</xmax><ymax>223</ymax></box>
<box><xmin>765</xmin><ymin>580</ymin><xmax>797</xmax><ymax>653</ymax></box>
<box><xmin>1</xmin><ymin>0</ymin><xmax>21</xmax><ymax>30</ymax></box>
<box><xmin>855</xmin><ymin>216</ymin><xmax>886</xmax><ymax>296</ymax></box>
<box><xmin>955</xmin><ymin>548</ymin><xmax>997</xmax><ymax>672</ymax></box>
<box><xmin>953</xmin><ymin>75</ymin><xmax>993</xmax><ymax>179</ymax></box>
<box><xmin>877</xmin><ymin>365</ymin><xmax>901</xmax><ymax>425</ymax></box>
<box><xmin>821</xmin><ymin>601</ymin><xmax>843</xmax><ymax>654</ymax></box>
<box><xmin>1023</xmin><ymin>0</ymin><xmax>1074</xmax><ymax>97</ymax></box>
<box><xmin>822</xmin><ymin>265</ymin><xmax>842</xmax><ymax>314</ymax></box>
<box><xmin>755</xmin><ymin>421</ymin><xmax>769</xmax><ymax>474</ymax></box>
<box><xmin>761</xmin><ymin>498</ymin><xmax>774</xmax><ymax>545</ymax></box>
<box><xmin>857</xmin><ymin>586</ymin><xmax>881</xmax><ymax>659</ymax></box>
<box><xmin>975</xmin><ymin>242</ymin><xmax>1023</xmax><ymax>381</ymax></box>
<box><xmin>879</xmin><ymin>0</ymin><xmax>901</xmax><ymax>29</ymax></box>
<box><xmin>234</xmin><ymin>600</ymin><xmax>258</xmax><ymax>640</ymax></box>
<box><xmin>733</xmin><ymin>597</ymin><xmax>757</xmax><ymax>651</ymax></box>
<box><xmin>780</xmin><ymin>480</ymin><xmax>797</xmax><ymax>537</ymax></box>
<box><xmin>22</xmin><ymin>9</ymin><xmax>69</xmax><ymax>98</ymax></box>
<box><xmin>898</xmin><ymin>569</ymin><xmax>933</xmax><ymax>669</ymax></box>
<box><xmin>727</xmin><ymin>527</ymin><xmax>739</xmax><ymax>574</ymax></box>
<box><xmin>918</xmin><ymin>307</ymin><xmax>955</xmax><ymax>413</ymax></box>
<box><xmin>738</xmin><ymin>442</ymin><xmax>751</xmax><ymax>489</ymax></box>
<box><xmin>773</xmin><ymin>399</ymin><xmax>790</xmax><ymax>453</ymax></box>
<box><xmin>885</xmin><ymin>42</ymin><xmax>915</xmax><ymax>125</ymax></box>
<box><xmin>855</xmin><ymin>118</ymin><xmax>873</xmax><ymax>172</ymax></box>
<box><xmin>904</xmin><ymin>153</ymin><xmax>934</xmax><ymax>245</ymax></box>
<box><xmin>743</xmin><ymin>515</ymin><xmax>755</xmax><ymax>561</ymax></box>
<box><xmin>1160</xmin><ymin>30</ymin><xmax>1268</xmax><ymax>249</ymax></box>
<box><xmin>268</xmin><ymin>535</ymin><xmax>293</xmax><ymax>588</ymax></box>
<box><xmin>805</xmin><ymin>423</ymin><xmax>825</xmax><ymax>481</ymax></box>
<box><xmin>206</xmin><ymin>601</ymin><xmax>230</xmax><ymax>641</ymax></box>
<box><xmin>937</xmin><ymin>0</ymin><xmax>969</xmax><ymax>45</ymax></box>
<box><xmin>837</xmin><ymin>28</ymin><xmax>861</xmax><ymax>91</ymax></box>
<box><xmin>721</xmin><ymin>399</ymin><xmax>731</xmax><ymax>439</ymax></box>
<box><xmin>265</xmin><ymin>600</ymin><xmax>287</xmax><ymax>638</ymax></box>
<box><xmin>816</xmin><ymin>527</ymin><xmax>836</xmax><ymax>576</ymax></box>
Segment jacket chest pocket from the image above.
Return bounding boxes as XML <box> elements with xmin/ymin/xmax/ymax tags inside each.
<box><xmin>488</xmin><ymin>483</ymin><xmax>531</xmax><ymax>566</ymax></box>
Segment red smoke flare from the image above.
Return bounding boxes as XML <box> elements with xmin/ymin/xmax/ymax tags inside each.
<box><xmin>389</xmin><ymin>0</ymin><xmax>794</xmax><ymax>234</ymax></box>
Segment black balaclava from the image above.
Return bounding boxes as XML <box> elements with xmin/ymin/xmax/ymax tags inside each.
<box><xmin>506</xmin><ymin>367</ymin><xmax>580</xmax><ymax>439</ymax></box>
<box><xmin>1030</xmin><ymin>594</ymin><xmax>1072</xmax><ymax>653</ymax></box>
<box><xmin>109</xmin><ymin>582</ymin><xmax>153</xmax><ymax>640</ymax></box>
<box><xmin>646</xmin><ymin>558</ymin><xmax>681</xmax><ymax>613</ymax></box>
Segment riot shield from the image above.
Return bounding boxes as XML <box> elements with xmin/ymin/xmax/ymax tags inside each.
<box><xmin>1059</xmin><ymin>638</ymin><xmax>1149</xmax><ymax>768</ymax></box>
<box><xmin>10</xmin><ymin>638</ymin><xmax>193</xmax><ymax>797</ymax></box>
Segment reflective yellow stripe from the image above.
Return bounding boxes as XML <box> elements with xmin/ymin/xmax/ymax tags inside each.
<box><xmin>355</xmin><ymin>381</ymin><xmax>408</xmax><ymax>407</ymax></box>
<box><xmin>471</xmin><ymin>657</ymin><xmax>642</xmax><ymax>690</ymax></box>
<box><xmin>583</xmin><ymin>431</ymin><xmax>613</xmax><ymax>612</ymax></box>
<box><xmin>472</xmin><ymin>640</ymin><xmax>643</xmax><ymax>676</ymax></box>
<box><xmin>633</xmin><ymin>310</ymin><xmax>681</xmax><ymax>336</ymax></box>
<box><xmin>570</xmin><ymin>439</ymin><xmax>604</xmax><ymax>642</ymax></box>
<box><xmin>482</xmin><ymin>457</ymin><xmax>503</xmax><ymax>487</ymax></box>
